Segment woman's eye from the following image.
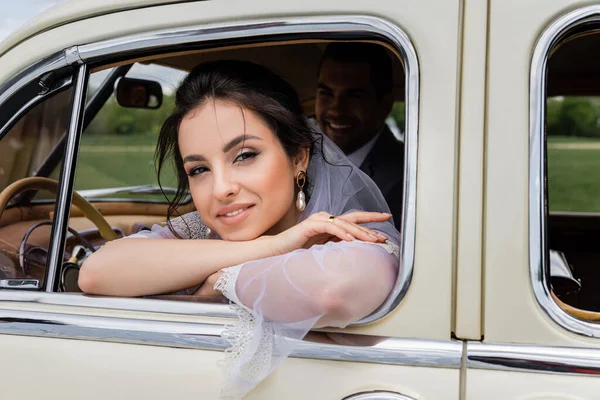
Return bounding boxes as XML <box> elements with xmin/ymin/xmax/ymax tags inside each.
<box><xmin>234</xmin><ymin>151</ymin><xmax>258</xmax><ymax>163</ymax></box>
<box><xmin>187</xmin><ymin>166</ymin><xmax>208</xmax><ymax>176</ymax></box>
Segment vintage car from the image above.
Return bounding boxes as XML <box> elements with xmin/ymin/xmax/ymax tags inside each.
<box><xmin>2</xmin><ymin>0</ymin><xmax>600</xmax><ymax>398</ymax></box>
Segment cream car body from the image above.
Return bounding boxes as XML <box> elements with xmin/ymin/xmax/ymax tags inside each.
<box><xmin>0</xmin><ymin>0</ymin><xmax>598</xmax><ymax>399</ymax></box>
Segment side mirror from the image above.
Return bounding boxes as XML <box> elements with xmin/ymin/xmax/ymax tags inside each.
<box><xmin>115</xmin><ymin>77</ymin><xmax>162</xmax><ymax>109</ymax></box>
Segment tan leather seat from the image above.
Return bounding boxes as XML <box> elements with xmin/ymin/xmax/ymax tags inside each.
<box><xmin>552</xmin><ymin>292</ymin><xmax>600</xmax><ymax>322</ymax></box>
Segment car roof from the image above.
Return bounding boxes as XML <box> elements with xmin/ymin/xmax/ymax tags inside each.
<box><xmin>2</xmin><ymin>0</ymin><xmax>600</xmax><ymax>99</ymax></box>
<box><xmin>0</xmin><ymin>0</ymin><xmax>185</xmax><ymax>55</ymax></box>
<box><xmin>1</xmin><ymin>0</ymin><xmax>406</xmax><ymax>108</ymax></box>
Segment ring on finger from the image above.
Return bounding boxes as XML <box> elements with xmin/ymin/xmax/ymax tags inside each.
<box><xmin>328</xmin><ymin>215</ymin><xmax>336</xmax><ymax>223</ymax></box>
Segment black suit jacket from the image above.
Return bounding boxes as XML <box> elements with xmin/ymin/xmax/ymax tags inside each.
<box><xmin>359</xmin><ymin>125</ymin><xmax>405</xmax><ymax>231</ymax></box>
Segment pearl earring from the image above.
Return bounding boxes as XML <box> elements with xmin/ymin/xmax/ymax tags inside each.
<box><xmin>295</xmin><ymin>171</ymin><xmax>307</xmax><ymax>212</ymax></box>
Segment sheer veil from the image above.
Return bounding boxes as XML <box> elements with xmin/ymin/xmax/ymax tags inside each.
<box><xmin>127</xmin><ymin>128</ymin><xmax>401</xmax><ymax>399</ymax></box>
<box><xmin>213</xmin><ymin>129</ymin><xmax>401</xmax><ymax>398</ymax></box>
<box><xmin>299</xmin><ymin>127</ymin><xmax>400</xmax><ymax>242</ymax></box>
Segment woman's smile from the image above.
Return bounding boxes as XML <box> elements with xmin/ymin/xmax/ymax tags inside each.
<box><xmin>216</xmin><ymin>203</ymin><xmax>255</xmax><ymax>225</ymax></box>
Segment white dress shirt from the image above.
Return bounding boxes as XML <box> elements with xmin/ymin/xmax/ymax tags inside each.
<box><xmin>346</xmin><ymin>130</ymin><xmax>381</xmax><ymax>167</ymax></box>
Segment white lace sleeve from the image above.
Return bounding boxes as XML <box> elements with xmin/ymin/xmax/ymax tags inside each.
<box><xmin>214</xmin><ymin>240</ymin><xmax>399</xmax><ymax>399</ymax></box>
<box><xmin>124</xmin><ymin>211</ymin><xmax>213</xmax><ymax>240</ymax></box>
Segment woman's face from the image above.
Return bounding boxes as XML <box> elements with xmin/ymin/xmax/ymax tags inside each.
<box><xmin>178</xmin><ymin>100</ymin><xmax>309</xmax><ymax>241</ymax></box>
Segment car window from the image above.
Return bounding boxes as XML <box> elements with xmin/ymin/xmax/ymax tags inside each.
<box><xmin>68</xmin><ymin>63</ymin><xmax>185</xmax><ymax>202</ymax></box>
<box><xmin>547</xmin><ymin>96</ymin><xmax>600</xmax><ymax>213</ymax></box>
<box><xmin>0</xmin><ymin>35</ymin><xmax>415</xmax><ymax>328</ymax></box>
<box><xmin>70</xmin><ymin>41</ymin><xmax>409</xmax><ymax>313</ymax></box>
<box><xmin>0</xmin><ymin>87</ymin><xmax>73</xmax><ymax>287</ymax></box>
<box><xmin>544</xmin><ymin>29</ymin><xmax>600</xmax><ymax>314</ymax></box>
<box><xmin>0</xmin><ymin>88</ymin><xmax>72</xmax><ymax>193</ymax></box>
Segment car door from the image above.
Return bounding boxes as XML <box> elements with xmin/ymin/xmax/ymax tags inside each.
<box><xmin>472</xmin><ymin>1</ymin><xmax>600</xmax><ymax>398</ymax></box>
<box><xmin>0</xmin><ymin>1</ymin><xmax>462</xmax><ymax>398</ymax></box>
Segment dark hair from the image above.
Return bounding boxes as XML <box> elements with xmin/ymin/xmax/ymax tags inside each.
<box><xmin>319</xmin><ymin>42</ymin><xmax>393</xmax><ymax>99</ymax></box>
<box><xmin>156</xmin><ymin>60</ymin><xmax>316</xmax><ymax>234</ymax></box>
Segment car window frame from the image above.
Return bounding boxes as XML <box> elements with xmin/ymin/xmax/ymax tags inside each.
<box><xmin>71</xmin><ymin>62</ymin><xmax>189</xmax><ymax>204</ymax></box>
<box><xmin>0</xmin><ymin>15</ymin><xmax>419</xmax><ymax>328</ymax></box>
<box><xmin>530</xmin><ymin>5</ymin><xmax>600</xmax><ymax>338</ymax></box>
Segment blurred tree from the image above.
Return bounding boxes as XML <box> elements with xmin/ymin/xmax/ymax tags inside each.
<box><xmin>85</xmin><ymin>94</ymin><xmax>176</xmax><ymax>136</ymax></box>
<box><xmin>389</xmin><ymin>102</ymin><xmax>405</xmax><ymax>131</ymax></box>
<box><xmin>546</xmin><ymin>97</ymin><xmax>562</xmax><ymax>136</ymax></box>
<box><xmin>547</xmin><ymin>97</ymin><xmax>600</xmax><ymax>137</ymax></box>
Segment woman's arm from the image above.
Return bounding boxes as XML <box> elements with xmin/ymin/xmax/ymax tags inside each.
<box><xmin>214</xmin><ymin>237</ymin><xmax>399</xmax><ymax>399</ymax></box>
<box><xmin>79</xmin><ymin>237</ymin><xmax>276</xmax><ymax>296</ymax></box>
<box><xmin>79</xmin><ymin>211</ymin><xmax>391</xmax><ymax>297</ymax></box>
<box><xmin>219</xmin><ymin>240</ymin><xmax>398</xmax><ymax>328</ymax></box>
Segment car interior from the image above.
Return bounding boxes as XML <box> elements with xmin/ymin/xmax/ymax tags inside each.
<box><xmin>546</xmin><ymin>28</ymin><xmax>600</xmax><ymax>318</ymax></box>
<box><xmin>0</xmin><ymin>40</ymin><xmax>405</xmax><ymax>302</ymax></box>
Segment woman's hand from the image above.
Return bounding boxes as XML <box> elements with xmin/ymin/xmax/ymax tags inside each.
<box><xmin>270</xmin><ymin>211</ymin><xmax>392</xmax><ymax>255</ymax></box>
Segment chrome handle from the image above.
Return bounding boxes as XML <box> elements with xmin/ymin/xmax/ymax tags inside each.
<box><xmin>0</xmin><ymin>279</ymin><xmax>40</xmax><ymax>289</ymax></box>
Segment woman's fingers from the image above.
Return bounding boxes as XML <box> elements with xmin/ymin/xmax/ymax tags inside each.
<box><xmin>305</xmin><ymin>220</ymin><xmax>354</xmax><ymax>243</ymax></box>
<box><xmin>301</xmin><ymin>211</ymin><xmax>391</xmax><ymax>246</ymax></box>
<box><xmin>344</xmin><ymin>220</ymin><xmax>387</xmax><ymax>240</ymax></box>
<box><xmin>329</xmin><ymin>217</ymin><xmax>386</xmax><ymax>242</ymax></box>
<box><xmin>339</xmin><ymin>211</ymin><xmax>392</xmax><ymax>225</ymax></box>
<box><xmin>330</xmin><ymin>212</ymin><xmax>390</xmax><ymax>241</ymax></box>
<box><xmin>306</xmin><ymin>218</ymin><xmax>383</xmax><ymax>244</ymax></box>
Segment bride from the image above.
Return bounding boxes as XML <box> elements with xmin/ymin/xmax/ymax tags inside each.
<box><xmin>79</xmin><ymin>60</ymin><xmax>401</xmax><ymax>398</ymax></box>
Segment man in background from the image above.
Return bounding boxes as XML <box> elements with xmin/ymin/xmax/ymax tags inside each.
<box><xmin>316</xmin><ymin>42</ymin><xmax>405</xmax><ymax>230</ymax></box>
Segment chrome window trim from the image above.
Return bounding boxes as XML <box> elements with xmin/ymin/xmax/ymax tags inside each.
<box><xmin>45</xmin><ymin>63</ymin><xmax>88</xmax><ymax>292</ymax></box>
<box><xmin>468</xmin><ymin>342</ymin><xmax>600</xmax><ymax>376</ymax></box>
<box><xmin>0</xmin><ymin>51</ymin><xmax>68</xmax><ymax>108</ymax></box>
<box><xmin>530</xmin><ymin>5</ymin><xmax>600</xmax><ymax>337</ymax></box>
<box><xmin>343</xmin><ymin>392</ymin><xmax>417</xmax><ymax>400</ymax></box>
<box><xmin>0</xmin><ymin>51</ymin><xmax>72</xmax><ymax>143</ymax></box>
<box><xmin>0</xmin><ymin>307</ymin><xmax>460</xmax><ymax>368</ymax></box>
<box><xmin>0</xmin><ymin>291</ymin><xmax>234</xmax><ymax>318</ymax></box>
<box><xmin>0</xmin><ymin>77</ymin><xmax>72</xmax><ymax>141</ymax></box>
<box><xmin>0</xmin><ymin>15</ymin><xmax>418</xmax><ymax>324</ymax></box>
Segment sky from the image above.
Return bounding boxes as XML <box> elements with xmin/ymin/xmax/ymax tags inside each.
<box><xmin>0</xmin><ymin>0</ymin><xmax>186</xmax><ymax>93</ymax></box>
<box><xmin>0</xmin><ymin>0</ymin><xmax>62</xmax><ymax>42</ymax></box>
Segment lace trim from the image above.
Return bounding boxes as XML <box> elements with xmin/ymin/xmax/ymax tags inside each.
<box><xmin>212</xmin><ymin>239</ymin><xmax>399</xmax><ymax>399</ymax></box>
<box><xmin>359</xmin><ymin>240</ymin><xmax>400</xmax><ymax>259</ymax></box>
<box><xmin>214</xmin><ymin>265</ymin><xmax>241</xmax><ymax>301</ymax></box>
<box><xmin>375</xmin><ymin>240</ymin><xmax>400</xmax><ymax>259</ymax></box>
<box><xmin>215</xmin><ymin>266</ymin><xmax>274</xmax><ymax>400</ymax></box>
<box><xmin>170</xmin><ymin>211</ymin><xmax>212</xmax><ymax>239</ymax></box>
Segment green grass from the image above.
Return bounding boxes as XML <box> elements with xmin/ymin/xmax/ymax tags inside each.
<box><xmin>73</xmin><ymin>133</ymin><xmax>178</xmax><ymax>201</ymax></box>
<box><xmin>75</xmin><ymin>152</ymin><xmax>159</xmax><ymax>189</ymax></box>
<box><xmin>548</xmin><ymin>141</ymin><xmax>600</xmax><ymax>212</ymax></box>
<box><xmin>547</xmin><ymin>135</ymin><xmax>600</xmax><ymax>143</ymax></box>
<box><xmin>80</xmin><ymin>133</ymin><xmax>159</xmax><ymax>147</ymax></box>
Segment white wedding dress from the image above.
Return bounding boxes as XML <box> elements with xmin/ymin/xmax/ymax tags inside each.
<box><xmin>125</xmin><ymin>134</ymin><xmax>402</xmax><ymax>398</ymax></box>
<box><xmin>130</xmin><ymin>210</ymin><xmax>399</xmax><ymax>399</ymax></box>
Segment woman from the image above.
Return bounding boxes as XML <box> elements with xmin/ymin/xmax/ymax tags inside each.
<box><xmin>79</xmin><ymin>60</ymin><xmax>401</xmax><ymax>399</ymax></box>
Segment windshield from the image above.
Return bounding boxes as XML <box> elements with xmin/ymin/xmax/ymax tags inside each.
<box><xmin>0</xmin><ymin>88</ymin><xmax>72</xmax><ymax>195</ymax></box>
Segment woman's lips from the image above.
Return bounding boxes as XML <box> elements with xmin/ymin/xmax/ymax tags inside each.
<box><xmin>216</xmin><ymin>205</ymin><xmax>254</xmax><ymax>225</ymax></box>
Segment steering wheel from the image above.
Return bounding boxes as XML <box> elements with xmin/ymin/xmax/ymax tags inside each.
<box><xmin>0</xmin><ymin>177</ymin><xmax>118</xmax><ymax>242</ymax></box>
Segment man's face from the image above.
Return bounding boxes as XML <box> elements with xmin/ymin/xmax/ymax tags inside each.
<box><xmin>316</xmin><ymin>59</ymin><xmax>387</xmax><ymax>154</ymax></box>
